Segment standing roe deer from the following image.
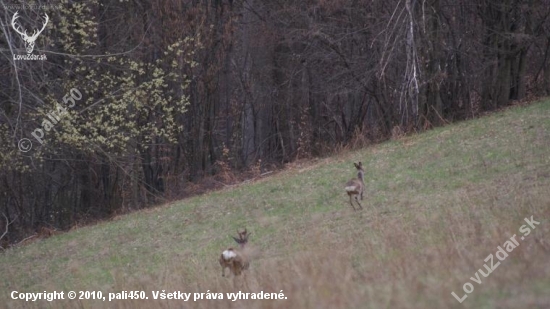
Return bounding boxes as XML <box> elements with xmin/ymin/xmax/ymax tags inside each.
<box><xmin>345</xmin><ymin>162</ymin><xmax>365</xmax><ymax>211</ymax></box>
<box><xmin>219</xmin><ymin>228</ymin><xmax>250</xmax><ymax>277</ymax></box>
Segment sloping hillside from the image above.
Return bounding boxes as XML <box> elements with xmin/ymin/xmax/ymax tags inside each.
<box><xmin>2</xmin><ymin>100</ymin><xmax>549</xmax><ymax>309</ymax></box>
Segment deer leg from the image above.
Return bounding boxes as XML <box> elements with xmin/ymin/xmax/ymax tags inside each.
<box><xmin>233</xmin><ymin>265</ymin><xmax>242</xmax><ymax>276</ymax></box>
<box><xmin>349</xmin><ymin>195</ymin><xmax>356</xmax><ymax>211</ymax></box>
<box><xmin>355</xmin><ymin>196</ymin><xmax>363</xmax><ymax>210</ymax></box>
<box><xmin>221</xmin><ymin>265</ymin><xmax>226</xmax><ymax>277</ymax></box>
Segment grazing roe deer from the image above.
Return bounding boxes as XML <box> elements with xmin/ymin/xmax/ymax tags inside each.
<box><xmin>345</xmin><ymin>162</ymin><xmax>365</xmax><ymax>211</ymax></box>
<box><xmin>219</xmin><ymin>228</ymin><xmax>250</xmax><ymax>277</ymax></box>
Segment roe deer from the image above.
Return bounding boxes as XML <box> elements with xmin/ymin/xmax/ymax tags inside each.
<box><xmin>219</xmin><ymin>228</ymin><xmax>250</xmax><ymax>277</ymax></box>
<box><xmin>345</xmin><ymin>162</ymin><xmax>365</xmax><ymax>210</ymax></box>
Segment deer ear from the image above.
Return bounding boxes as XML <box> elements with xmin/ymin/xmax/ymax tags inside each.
<box><xmin>358</xmin><ymin>162</ymin><xmax>362</xmax><ymax>167</ymax></box>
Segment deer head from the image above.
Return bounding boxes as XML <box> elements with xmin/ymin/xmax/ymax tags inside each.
<box><xmin>11</xmin><ymin>11</ymin><xmax>49</xmax><ymax>54</ymax></box>
<box><xmin>231</xmin><ymin>228</ymin><xmax>250</xmax><ymax>248</ymax></box>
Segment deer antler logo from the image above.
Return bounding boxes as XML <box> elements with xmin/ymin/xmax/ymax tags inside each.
<box><xmin>11</xmin><ymin>11</ymin><xmax>49</xmax><ymax>54</ymax></box>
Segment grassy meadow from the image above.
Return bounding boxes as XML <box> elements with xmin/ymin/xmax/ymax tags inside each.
<box><xmin>1</xmin><ymin>100</ymin><xmax>550</xmax><ymax>309</ymax></box>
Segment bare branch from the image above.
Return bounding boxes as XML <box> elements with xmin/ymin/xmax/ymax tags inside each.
<box><xmin>0</xmin><ymin>213</ymin><xmax>16</xmax><ymax>244</ymax></box>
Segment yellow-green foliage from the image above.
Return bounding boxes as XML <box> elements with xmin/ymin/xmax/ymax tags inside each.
<box><xmin>58</xmin><ymin>41</ymin><xmax>195</xmax><ymax>152</ymax></box>
<box><xmin>2</xmin><ymin>2</ymin><xmax>201</xmax><ymax>171</ymax></box>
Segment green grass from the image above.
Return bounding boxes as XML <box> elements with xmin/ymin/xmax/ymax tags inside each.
<box><xmin>2</xmin><ymin>100</ymin><xmax>550</xmax><ymax>309</ymax></box>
